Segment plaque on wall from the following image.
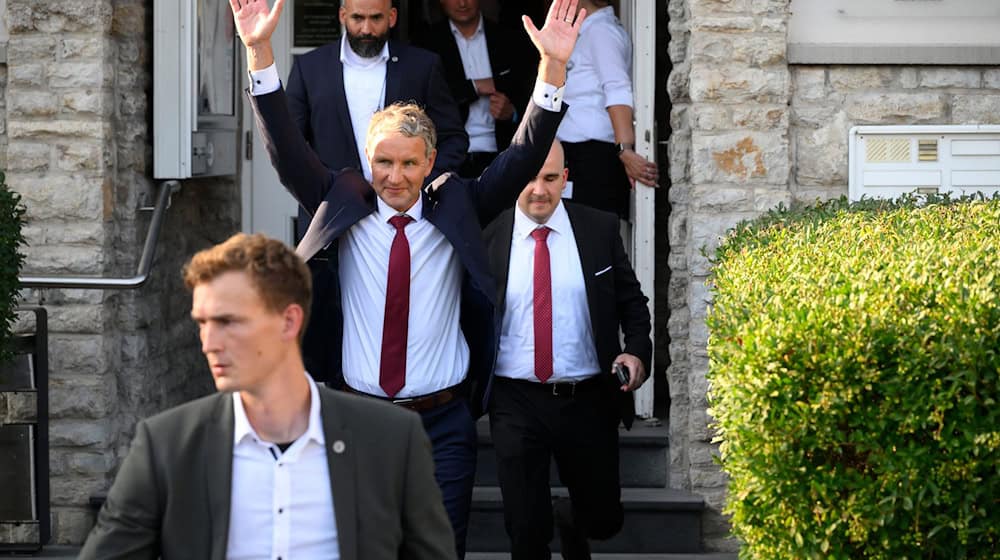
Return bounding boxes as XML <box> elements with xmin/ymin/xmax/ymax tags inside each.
<box><xmin>294</xmin><ymin>0</ymin><xmax>341</xmax><ymax>48</ymax></box>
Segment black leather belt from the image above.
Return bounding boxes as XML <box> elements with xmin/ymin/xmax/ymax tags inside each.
<box><xmin>344</xmin><ymin>383</ymin><xmax>462</xmax><ymax>413</ymax></box>
<box><xmin>498</xmin><ymin>375</ymin><xmax>606</xmax><ymax>397</ymax></box>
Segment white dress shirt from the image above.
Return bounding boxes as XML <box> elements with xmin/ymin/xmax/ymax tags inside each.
<box><xmin>227</xmin><ymin>374</ymin><xmax>339</xmax><ymax>559</ymax></box>
<box><xmin>249</xmin><ymin>36</ymin><xmax>389</xmax><ymax>181</ymax></box>
<box><xmin>339</xmin><ymin>195</ymin><xmax>469</xmax><ymax>397</ymax></box>
<box><xmin>556</xmin><ymin>6</ymin><xmax>633</xmax><ymax>144</ymax></box>
<box><xmin>450</xmin><ymin>16</ymin><xmax>498</xmax><ymax>153</ymax></box>
<box><xmin>495</xmin><ymin>202</ymin><xmax>601</xmax><ymax>382</ymax></box>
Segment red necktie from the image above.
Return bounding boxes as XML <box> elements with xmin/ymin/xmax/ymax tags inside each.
<box><xmin>531</xmin><ymin>227</ymin><xmax>553</xmax><ymax>383</ymax></box>
<box><xmin>380</xmin><ymin>215</ymin><xmax>413</xmax><ymax>397</ymax></box>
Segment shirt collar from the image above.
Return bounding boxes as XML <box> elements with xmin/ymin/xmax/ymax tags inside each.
<box><xmin>232</xmin><ymin>372</ymin><xmax>326</xmax><ymax>447</ymax></box>
<box><xmin>339</xmin><ymin>34</ymin><xmax>390</xmax><ymax>68</ymax></box>
<box><xmin>448</xmin><ymin>14</ymin><xmax>485</xmax><ymax>40</ymax></box>
<box><xmin>513</xmin><ymin>199</ymin><xmax>570</xmax><ymax>240</ymax></box>
<box><xmin>581</xmin><ymin>5</ymin><xmax>615</xmax><ymax>33</ymax></box>
<box><xmin>376</xmin><ymin>192</ymin><xmax>423</xmax><ymax>223</ymax></box>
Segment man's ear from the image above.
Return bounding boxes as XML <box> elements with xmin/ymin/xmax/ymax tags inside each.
<box><xmin>283</xmin><ymin>304</ymin><xmax>305</xmax><ymax>342</ymax></box>
<box><xmin>389</xmin><ymin>7</ymin><xmax>398</xmax><ymax>27</ymax></box>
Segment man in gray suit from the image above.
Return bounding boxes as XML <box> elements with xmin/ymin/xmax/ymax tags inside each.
<box><xmin>80</xmin><ymin>233</ymin><xmax>455</xmax><ymax>559</ymax></box>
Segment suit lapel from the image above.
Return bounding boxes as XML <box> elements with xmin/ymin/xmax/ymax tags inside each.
<box><xmin>320</xmin><ymin>390</ymin><xmax>358</xmax><ymax>560</ymax></box>
<box><xmin>326</xmin><ymin>49</ymin><xmax>358</xmax><ymax>154</ymax></box>
<box><xmin>203</xmin><ymin>395</ymin><xmax>235</xmax><ymax>560</ymax></box>
<box><xmin>491</xmin><ymin>210</ymin><xmax>516</xmax><ymax>313</ymax></box>
<box><xmin>385</xmin><ymin>42</ymin><xmax>402</xmax><ymax>104</ymax></box>
<box><xmin>565</xmin><ymin>204</ymin><xmax>601</xmax><ymax>341</ymax></box>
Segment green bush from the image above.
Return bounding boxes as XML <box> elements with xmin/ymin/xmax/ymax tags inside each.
<box><xmin>0</xmin><ymin>171</ymin><xmax>26</xmax><ymax>366</ymax></box>
<box><xmin>707</xmin><ymin>196</ymin><xmax>1000</xmax><ymax>559</ymax></box>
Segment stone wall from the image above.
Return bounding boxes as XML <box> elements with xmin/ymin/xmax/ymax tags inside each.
<box><xmin>3</xmin><ymin>0</ymin><xmax>240</xmax><ymax>544</ymax></box>
<box><xmin>665</xmin><ymin>0</ymin><xmax>1000</xmax><ymax>553</ymax></box>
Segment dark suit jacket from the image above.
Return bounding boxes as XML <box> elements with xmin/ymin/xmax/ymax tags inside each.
<box><xmin>285</xmin><ymin>40</ymin><xmax>469</xmax><ymax>239</ymax></box>
<box><xmin>248</xmin><ymin>86</ymin><xmax>565</xmax><ymax>417</ymax></box>
<box><xmin>483</xmin><ymin>202</ymin><xmax>652</xmax><ymax>428</ymax></box>
<box><xmin>415</xmin><ymin>19</ymin><xmax>537</xmax><ymax>152</ymax></box>
<box><xmin>79</xmin><ymin>387</ymin><xmax>455</xmax><ymax>560</ymax></box>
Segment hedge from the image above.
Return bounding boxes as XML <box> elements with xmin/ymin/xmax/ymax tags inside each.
<box><xmin>0</xmin><ymin>171</ymin><xmax>26</xmax><ymax>366</ymax></box>
<box><xmin>707</xmin><ymin>196</ymin><xmax>1000</xmax><ymax>559</ymax></box>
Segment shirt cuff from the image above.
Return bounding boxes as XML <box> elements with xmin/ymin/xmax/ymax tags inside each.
<box><xmin>248</xmin><ymin>64</ymin><xmax>281</xmax><ymax>96</ymax></box>
<box><xmin>531</xmin><ymin>79</ymin><xmax>565</xmax><ymax>112</ymax></box>
<box><xmin>603</xmin><ymin>90</ymin><xmax>634</xmax><ymax>109</ymax></box>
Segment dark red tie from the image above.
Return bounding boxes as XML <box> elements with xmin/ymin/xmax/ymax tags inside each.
<box><xmin>531</xmin><ymin>227</ymin><xmax>553</xmax><ymax>383</ymax></box>
<box><xmin>380</xmin><ymin>215</ymin><xmax>414</xmax><ymax>397</ymax></box>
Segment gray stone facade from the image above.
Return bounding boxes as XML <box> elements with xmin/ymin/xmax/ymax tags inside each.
<box><xmin>666</xmin><ymin>0</ymin><xmax>1000</xmax><ymax>552</ymax></box>
<box><xmin>2</xmin><ymin>0</ymin><xmax>239</xmax><ymax>544</ymax></box>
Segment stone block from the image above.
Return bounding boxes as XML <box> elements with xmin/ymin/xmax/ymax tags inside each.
<box><xmin>918</xmin><ymin>68</ymin><xmax>982</xmax><ymax>89</ymax></box>
<box><xmin>49</xmin><ymin>419</ymin><xmax>112</xmax><ymax>447</ymax></box>
<box><xmin>23</xmin><ymin>221</ymin><xmax>105</xmax><ymax>246</ymax></box>
<box><xmin>50</xmin><ymin>379</ymin><xmax>112</xmax><ymax>419</ymax></box>
<box><xmin>22</xmin><ymin>243</ymin><xmax>107</xmax><ymax>276</ymax></box>
<box><xmin>8</xmin><ymin>119</ymin><xmax>109</xmax><ymax>139</ymax></box>
<box><xmin>900</xmin><ymin>68</ymin><xmax>919</xmax><ymax>89</ymax></box>
<box><xmin>690</xmin><ymin>0</ymin><xmax>750</xmax><ymax>16</ymax></box>
<box><xmin>691</xmin><ymin>32</ymin><xmax>785</xmax><ymax>67</ymax></box>
<box><xmin>9</xmin><ymin>64</ymin><xmax>46</xmax><ymax>87</ymax></box>
<box><xmin>63</xmin><ymin>90</ymin><xmax>113</xmax><ymax>116</ymax></box>
<box><xmin>8</xmin><ymin>91</ymin><xmax>59</xmax><ymax>117</ymax></box>
<box><xmin>47</xmin><ymin>334</ymin><xmax>109</xmax><ymax>378</ymax></box>
<box><xmin>691</xmin><ymin>186</ymin><xmax>753</xmax><ymax>213</ymax></box>
<box><xmin>2</xmin><ymin>391</ymin><xmax>37</xmax><ymax>423</ymax></box>
<box><xmin>951</xmin><ymin>95</ymin><xmax>1000</xmax><ymax>124</ymax></box>
<box><xmin>760</xmin><ymin>17</ymin><xmax>786</xmax><ymax>33</ymax></box>
<box><xmin>51</xmin><ymin>508</ymin><xmax>96</xmax><ymax>545</ymax></box>
<box><xmin>60</xmin><ymin>37</ymin><xmax>108</xmax><ymax>59</ymax></box>
<box><xmin>795</xmin><ymin>110</ymin><xmax>850</xmax><ymax>186</ymax></box>
<box><xmin>690</xmin><ymin>278</ymin><xmax>714</xmax><ymax>321</ymax></box>
<box><xmin>68</xmin><ymin>451</ymin><xmax>113</xmax><ymax>474</ymax></box>
<box><xmin>845</xmin><ymin>93</ymin><xmax>946</xmax><ymax>123</ymax></box>
<box><xmin>689</xmin><ymin>212</ymin><xmax>748</xmax><ymax>275</ymax></box>
<box><xmin>57</xmin><ymin>142</ymin><xmax>108</xmax><ymax>171</ymax></box>
<box><xmin>668</xmin><ymin>212</ymin><xmax>688</xmax><ymax>247</ymax></box>
<box><xmin>828</xmin><ymin>67</ymin><xmax>897</xmax><ymax>91</ymax></box>
<box><xmin>690</xmin><ymin>66</ymin><xmax>789</xmax><ymax>104</ymax></box>
<box><xmin>5</xmin><ymin>142</ymin><xmax>51</xmax><ymax>172</ymax></box>
<box><xmin>113</xmin><ymin>2</ymin><xmax>147</xmax><ymax>38</ymax></box>
<box><xmin>751</xmin><ymin>0</ymin><xmax>789</xmax><ymax>16</ymax></box>
<box><xmin>691</xmin><ymin>132</ymin><xmax>790</xmax><ymax>185</ymax></box>
<box><xmin>754</xmin><ymin>189</ymin><xmax>792</xmax><ymax>212</ymax></box>
<box><xmin>792</xmin><ymin>105</ymin><xmax>843</xmax><ymax>129</ymax></box>
<box><xmin>6</xmin><ymin>36</ymin><xmax>57</xmax><ymax>62</ymax></box>
<box><xmin>689</xmin><ymin>16</ymin><xmax>756</xmax><ymax>32</ymax></box>
<box><xmin>7</xmin><ymin>0</ymin><xmax>113</xmax><ymax>34</ymax></box>
<box><xmin>793</xmin><ymin>187</ymin><xmax>847</xmax><ymax>205</ymax></box>
<box><xmin>731</xmin><ymin>105</ymin><xmax>788</xmax><ymax>130</ymax></box>
<box><xmin>668</xmin><ymin>63</ymin><xmax>691</xmax><ymax>103</ymax></box>
<box><xmin>690</xmin><ymin>441</ymin><xmax>722</xmax><ymax>468</ymax></box>
<box><xmin>13</xmin><ymin>174</ymin><xmax>106</xmax><ymax>221</ymax></box>
<box><xmin>690</xmin><ymin>104</ymin><xmax>730</xmax><ymax>131</ymax></box>
<box><xmin>50</xmin><ymin>475</ymin><xmax>107</xmax><ymax>505</ymax></box>
<box><xmin>985</xmin><ymin>69</ymin><xmax>1000</xmax><ymax>89</ymax></box>
<box><xmin>49</xmin><ymin>62</ymin><xmax>113</xmax><ymax>88</ymax></box>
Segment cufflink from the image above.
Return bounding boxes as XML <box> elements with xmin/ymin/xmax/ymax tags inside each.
<box><xmin>332</xmin><ymin>440</ymin><xmax>346</xmax><ymax>454</ymax></box>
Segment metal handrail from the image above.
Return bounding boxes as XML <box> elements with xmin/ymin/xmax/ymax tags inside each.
<box><xmin>18</xmin><ymin>180</ymin><xmax>181</xmax><ymax>290</ymax></box>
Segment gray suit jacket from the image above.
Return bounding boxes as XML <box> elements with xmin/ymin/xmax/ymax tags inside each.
<box><xmin>80</xmin><ymin>386</ymin><xmax>456</xmax><ymax>559</ymax></box>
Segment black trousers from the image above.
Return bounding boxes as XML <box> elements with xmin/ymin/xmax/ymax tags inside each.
<box><xmin>562</xmin><ymin>140</ymin><xmax>630</xmax><ymax>219</ymax></box>
<box><xmin>489</xmin><ymin>376</ymin><xmax>624</xmax><ymax>559</ymax></box>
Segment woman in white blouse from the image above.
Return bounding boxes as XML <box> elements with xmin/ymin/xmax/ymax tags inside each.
<box><xmin>556</xmin><ymin>0</ymin><xmax>658</xmax><ymax>218</ymax></box>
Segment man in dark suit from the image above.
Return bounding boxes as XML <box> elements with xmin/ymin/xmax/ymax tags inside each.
<box><xmin>230</xmin><ymin>0</ymin><xmax>587</xmax><ymax>555</ymax></box>
<box><xmin>483</xmin><ymin>139</ymin><xmax>652</xmax><ymax>559</ymax></box>
<box><xmin>276</xmin><ymin>0</ymin><xmax>468</xmax><ymax>239</ymax></box>
<box><xmin>80</xmin><ymin>233</ymin><xmax>455</xmax><ymax>560</ymax></box>
<box><xmin>415</xmin><ymin>0</ymin><xmax>537</xmax><ymax>177</ymax></box>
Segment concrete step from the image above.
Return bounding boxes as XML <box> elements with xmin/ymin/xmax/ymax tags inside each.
<box><xmin>476</xmin><ymin>419</ymin><xmax>669</xmax><ymax>488</ymax></box>
<box><xmin>467</xmin><ymin>486</ymin><xmax>704</xmax><ymax>554</ymax></box>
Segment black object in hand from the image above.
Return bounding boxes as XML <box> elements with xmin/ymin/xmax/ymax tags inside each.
<box><xmin>613</xmin><ymin>363</ymin><xmax>629</xmax><ymax>385</ymax></box>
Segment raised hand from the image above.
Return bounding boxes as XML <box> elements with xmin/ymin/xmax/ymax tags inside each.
<box><xmin>522</xmin><ymin>0</ymin><xmax>586</xmax><ymax>66</ymax></box>
<box><xmin>229</xmin><ymin>0</ymin><xmax>285</xmax><ymax>48</ymax></box>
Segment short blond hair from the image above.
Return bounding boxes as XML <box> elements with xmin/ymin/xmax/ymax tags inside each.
<box><xmin>366</xmin><ymin>101</ymin><xmax>437</xmax><ymax>159</ymax></box>
<box><xmin>183</xmin><ymin>234</ymin><xmax>312</xmax><ymax>341</ymax></box>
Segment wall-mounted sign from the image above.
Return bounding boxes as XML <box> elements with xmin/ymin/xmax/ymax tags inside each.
<box><xmin>789</xmin><ymin>0</ymin><xmax>1000</xmax><ymax>64</ymax></box>
<box><xmin>294</xmin><ymin>0</ymin><xmax>341</xmax><ymax>48</ymax></box>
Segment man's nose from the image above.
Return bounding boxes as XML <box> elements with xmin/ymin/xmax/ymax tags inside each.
<box><xmin>201</xmin><ymin>324</ymin><xmax>220</xmax><ymax>354</ymax></box>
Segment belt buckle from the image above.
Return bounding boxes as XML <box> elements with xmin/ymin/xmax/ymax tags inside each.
<box><xmin>552</xmin><ymin>382</ymin><xmax>576</xmax><ymax>397</ymax></box>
